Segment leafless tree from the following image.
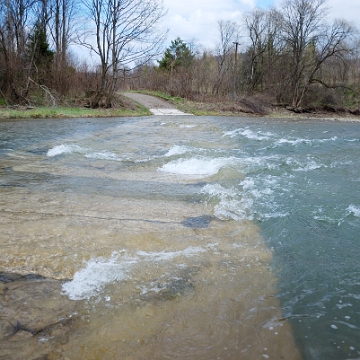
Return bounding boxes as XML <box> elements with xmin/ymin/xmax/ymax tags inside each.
<box><xmin>0</xmin><ymin>0</ymin><xmax>37</xmax><ymax>101</ymax></box>
<box><xmin>213</xmin><ymin>20</ymin><xmax>239</xmax><ymax>96</ymax></box>
<box><xmin>47</xmin><ymin>0</ymin><xmax>78</xmax><ymax>95</ymax></box>
<box><xmin>279</xmin><ymin>0</ymin><xmax>354</xmax><ymax>107</ymax></box>
<box><xmin>48</xmin><ymin>0</ymin><xmax>77</xmax><ymax>67</ymax></box>
<box><xmin>77</xmin><ymin>0</ymin><xmax>167</xmax><ymax>108</ymax></box>
<box><xmin>243</xmin><ymin>8</ymin><xmax>282</xmax><ymax>92</ymax></box>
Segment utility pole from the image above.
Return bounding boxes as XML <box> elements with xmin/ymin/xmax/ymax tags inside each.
<box><xmin>233</xmin><ymin>41</ymin><xmax>240</xmax><ymax>102</ymax></box>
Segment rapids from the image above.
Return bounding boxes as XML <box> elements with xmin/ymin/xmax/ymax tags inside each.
<box><xmin>1</xmin><ymin>115</ymin><xmax>359</xmax><ymax>359</ymax></box>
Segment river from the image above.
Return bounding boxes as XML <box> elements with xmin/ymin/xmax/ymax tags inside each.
<box><xmin>0</xmin><ymin>115</ymin><xmax>359</xmax><ymax>359</ymax></box>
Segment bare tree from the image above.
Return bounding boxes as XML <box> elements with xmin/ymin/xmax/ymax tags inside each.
<box><xmin>244</xmin><ymin>9</ymin><xmax>268</xmax><ymax>91</ymax></box>
<box><xmin>213</xmin><ymin>20</ymin><xmax>239</xmax><ymax>96</ymax></box>
<box><xmin>243</xmin><ymin>8</ymin><xmax>282</xmax><ymax>92</ymax></box>
<box><xmin>279</xmin><ymin>0</ymin><xmax>354</xmax><ymax>107</ymax></box>
<box><xmin>47</xmin><ymin>0</ymin><xmax>78</xmax><ymax>95</ymax></box>
<box><xmin>0</xmin><ymin>0</ymin><xmax>37</xmax><ymax>101</ymax></box>
<box><xmin>0</xmin><ymin>0</ymin><xmax>56</xmax><ymax>103</ymax></box>
<box><xmin>78</xmin><ymin>0</ymin><xmax>167</xmax><ymax>108</ymax></box>
<box><xmin>48</xmin><ymin>0</ymin><xmax>77</xmax><ymax>67</ymax></box>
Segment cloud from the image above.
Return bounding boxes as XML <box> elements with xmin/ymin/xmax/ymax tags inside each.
<box><xmin>161</xmin><ymin>0</ymin><xmax>254</xmax><ymax>49</ymax></box>
<box><xmin>327</xmin><ymin>0</ymin><xmax>360</xmax><ymax>25</ymax></box>
<box><xmin>268</xmin><ymin>0</ymin><xmax>360</xmax><ymax>25</ymax></box>
<box><xmin>159</xmin><ymin>0</ymin><xmax>359</xmax><ymax>54</ymax></box>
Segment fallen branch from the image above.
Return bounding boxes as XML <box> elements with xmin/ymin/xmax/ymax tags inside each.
<box><xmin>311</xmin><ymin>78</ymin><xmax>354</xmax><ymax>92</ymax></box>
<box><xmin>28</xmin><ymin>77</ymin><xmax>57</xmax><ymax>107</ymax></box>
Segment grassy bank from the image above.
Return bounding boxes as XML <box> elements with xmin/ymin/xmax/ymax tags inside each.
<box><xmin>136</xmin><ymin>90</ymin><xmax>273</xmax><ymax>116</ymax></box>
<box><xmin>135</xmin><ymin>90</ymin><xmax>222</xmax><ymax>116</ymax></box>
<box><xmin>0</xmin><ymin>104</ymin><xmax>151</xmax><ymax>120</ymax></box>
<box><xmin>135</xmin><ymin>90</ymin><xmax>360</xmax><ymax>120</ymax></box>
<box><xmin>1</xmin><ymin>92</ymin><xmax>359</xmax><ymax>121</ymax></box>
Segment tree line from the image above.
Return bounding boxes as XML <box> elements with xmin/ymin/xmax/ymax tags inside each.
<box><xmin>1</xmin><ymin>0</ymin><xmax>359</xmax><ymax>111</ymax></box>
<box><xmin>0</xmin><ymin>0</ymin><xmax>166</xmax><ymax>107</ymax></box>
<box><xmin>135</xmin><ymin>0</ymin><xmax>360</xmax><ymax>111</ymax></box>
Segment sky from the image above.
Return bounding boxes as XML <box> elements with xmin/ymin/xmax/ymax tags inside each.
<box><xmin>70</xmin><ymin>0</ymin><xmax>360</xmax><ymax>65</ymax></box>
<box><xmin>161</xmin><ymin>0</ymin><xmax>360</xmax><ymax>51</ymax></box>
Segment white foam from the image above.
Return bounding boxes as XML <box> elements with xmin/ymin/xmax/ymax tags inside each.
<box><xmin>62</xmin><ymin>252</ymin><xmax>136</xmax><ymax>300</ymax></box>
<box><xmin>285</xmin><ymin>157</ymin><xmax>325</xmax><ymax>172</ymax></box>
<box><xmin>85</xmin><ymin>151</ymin><xmax>121</xmax><ymax>161</ymax></box>
<box><xmin>238</xmin><ymin>155</ymin><xmax>281</xmax><ymax>173</ymax></box>
<box><xmin>165</xmin><ymin>145</ymin><xmax>190</xmax><ymax>157</ymax></box>
<box><xmin>136</xmin><ymin>246</ymin><xmax>206</xmax><ymax>261</ymax></box>
<box><xmin>159</xmin><ymin>157</ymin><xmax>236</xmax><ymax>177</ymax></box>
<box><xmin>293</xmin><ymin>160</ymin><xmax>324</xmax><ymax>172</ymax></box>
<box><xmin>62</xmin><ymin>247</ymin><xmax>206</xmax><ymax>300</ymax></box>
<box><xmin>347</xmin><ymin>205</ymin><xmax>360</xmax><ymax>217</ymax></box>
<box><xmin>47</xmin><ymin>144</ymin><xmax>122</xmax><ymax>162</ymax></box>
<box><xmin>202</xmin><ymin>184</ymin><xmax>252</xmax><ymax>221</ymax></box>
<box><xmin>276</xmin><ymin>138</ymin><xmax>311</xmax><ymax>146</ymax></box>
<box><xmin>276</xmin><ymin>136</ymin><xmax>338</xmax><ymax>147</ymax></box>
<box><xmin>261</xmin><ymin>212</ymin><xmax>290</xmax><ymax>219</ymax></box>
<box><xmin>313</xmin><ymin>214</ymin><xmax>343</xmax><ymax>225</ymax></box>
<box><xmin>202</xmin><ymin>183</ymin><xmax>237</xmax><ymax>198</ymax></box>
<box><xmin>201</xmin><ymin>173</ymin><xmax>289</xmax><ymax>222</ymax></box>
<box><xmin>47</xmin><ymin>144</ymin><xmax>83</xmax><ymax>157</ymax></box>
<box><xmin>223</xmin><ymin>128</ymin><xmax>273</xmax><ymax>141</ymax></box>
<box><xmin>336</xmin><ymin>303</ymin><xmax>353</xmax><ymax>309</ymax></box>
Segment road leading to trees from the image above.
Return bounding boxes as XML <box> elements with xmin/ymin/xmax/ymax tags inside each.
<box><xmin>122</xmin><ymin>92</ymin><xmax>192</xmax><ymax>115</ymax></box>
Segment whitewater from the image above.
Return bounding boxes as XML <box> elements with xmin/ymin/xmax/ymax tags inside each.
<box><xmin>1</xmin><ymin>115</ymin><xmax>359</xmax><ymax>359</ymax></box>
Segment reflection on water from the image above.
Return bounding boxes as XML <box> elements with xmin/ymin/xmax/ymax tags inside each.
<box><xmin>3</xmin><ymin>116</ymin><xmax>360</xmax><ymax>359</ymax></box>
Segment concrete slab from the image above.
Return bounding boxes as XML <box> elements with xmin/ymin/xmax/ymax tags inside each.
<box><xmin>150</xmin><ymin>108</ymin><xmax>192</xmax><ymax>116</ymax></box>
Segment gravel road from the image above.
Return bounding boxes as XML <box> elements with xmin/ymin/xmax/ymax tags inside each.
<box><xmin>122</xmin><ymin>92</ymin><xmax>176</xmax><ymax>109</ymax></box>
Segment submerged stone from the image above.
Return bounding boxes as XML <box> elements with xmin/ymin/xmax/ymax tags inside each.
<box><xmin>0</xmin><ymin>273</ymin><xmax>79</xmax><ymax>360</ymax></box>
<box><xmin>181</xmin><ymin>215</ymin><xmax>214</xmax><ymax>228</ymax></box>
<box><xmin>0</xmin><ymin>272</ymin><xmax>47</xmax><ymax>283</ymax></box>
<box><xmin>140</xmin><ymin>266</ymin><xmax>199</xmax><ymax>302</ymax></box>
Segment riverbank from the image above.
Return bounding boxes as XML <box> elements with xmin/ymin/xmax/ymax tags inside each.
<box><xmin>0</xmin><ymin>106</ymin><xmax>151</xmax><ymax>120</ymax></box>
<box><xmin>0</xmin><ymin>95</ymin><xmax>151</xmax><ymax>120</ymax></box>
<box><xmin>1</xmin><ymin>91</ymin><xmax>359</xmax><ymax>121</ymax></box>
<box><xmin>134</xmin><ymin>90</ymin><xmax>360</xmax><ymax>122</ymax></box>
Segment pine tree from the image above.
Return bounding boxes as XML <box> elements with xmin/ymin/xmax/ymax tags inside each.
<box><xmin>158</xmin><ymin>37</ymin><xmax>194</xmax><ymax>71</ymax></box>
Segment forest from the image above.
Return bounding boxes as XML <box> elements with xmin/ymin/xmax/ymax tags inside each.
<box><xmin>0</xmin><ymin>0</ymin><xmax>359</xmax><ymax>113</ymax></box>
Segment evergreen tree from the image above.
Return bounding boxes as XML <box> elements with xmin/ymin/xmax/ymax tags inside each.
<box><xmin>158</xmin><ymin>37</ymin><xmax>194</xmax><ymax>71</ymax></box>
<box><xmin>28</xmin><ymin>21</ymin><xmax>54</xmax><ymax>69</ymax></box>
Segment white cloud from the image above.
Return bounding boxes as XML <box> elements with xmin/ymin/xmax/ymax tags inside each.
<box><xmin>160</xmin><ymin>0</ymin><xmax>359</xmax><ymax>53</ymax></box>
<box><xmin>269</xmin><ymin>0</ymin><xmax>360</xmax><ymax>25</ymax></box>
<box><xmin>327</xmin><ymin>0</ymin><xmax>360</xmax><ymax>25</ymax></box>
<box><xmin>161</xmin><ymin>0</ymin><xmax>254</xmax><ymax>50</ymax></box>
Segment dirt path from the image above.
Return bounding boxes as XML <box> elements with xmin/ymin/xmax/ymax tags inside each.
<box><xmin>122</xmin><ymin>92</ymin><xmax>175</xmax><ymax>109</ymax></box>
<box><xmin>122</xmin><ymin>92</ymin><xmax>191</xmax><ymax>115</ymax></box>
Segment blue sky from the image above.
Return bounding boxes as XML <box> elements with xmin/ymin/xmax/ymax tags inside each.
<box><xmin>161</xmin><ymin>0</ymin><xmax>360</xmax><ymax>50</ymax></box>
<box><xmin>255</xmin><ymin>0</ymin><xmax>274</xmax><ymax>9</ymax></box>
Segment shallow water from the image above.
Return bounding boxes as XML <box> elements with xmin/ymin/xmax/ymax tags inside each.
<box><xmin>0</xmin><ymin>116</ymin><xmax>359</xmax><ymax>359</ymax></box>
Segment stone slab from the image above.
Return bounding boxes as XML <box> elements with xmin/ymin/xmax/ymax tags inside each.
<box><xmin>149</xmin><ymin>108</ymin><xmax>192</xmax><ymax>116</ymax></box>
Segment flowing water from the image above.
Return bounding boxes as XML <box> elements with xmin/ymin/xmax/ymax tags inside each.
<box><xmin>0</xmin><ymin>115</ymin><xmax>359</xmax><ymax>359</ymax></box>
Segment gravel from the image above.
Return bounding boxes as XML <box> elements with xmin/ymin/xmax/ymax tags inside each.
<box><xmin>122</xmin><ymin>92</ymin><xmax>176</xmax><ymax>109</ymax></box>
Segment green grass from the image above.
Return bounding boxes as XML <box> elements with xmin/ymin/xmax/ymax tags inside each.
<box><xmin>134</xmin><ymin>89</ymin><xmax>213</xmax><ymax>115</ymax></box>
<box><xmin>136</xmin><ymin>90</ymin><xmax>185</xmax><ymax>105</ymax></box>
<box><xmin>0</xmin><ymin>105</ymin><xmax>151</xmax><ymax>120</ymax></box>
